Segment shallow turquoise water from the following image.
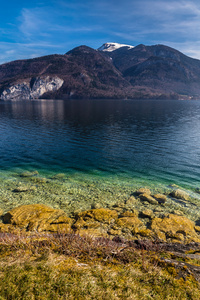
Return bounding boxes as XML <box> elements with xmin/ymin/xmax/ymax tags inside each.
<box><xmin>0</xmin><ymin>99</ymin><xmax>200</xmax><ymax>216</ymax></box>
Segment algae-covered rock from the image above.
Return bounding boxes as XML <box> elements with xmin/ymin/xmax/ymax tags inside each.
<box><xmin>140</xmin><ymin>209</ymin><xmax>154</xmax><ymax>219</ymax></box>
<box><xmin>115</xmin><ymin>215</ymin><xmax>144</xmax><ymax>234</ymax></box>
<box><xmin>20</xmin><ymin>171</ymin><xmax>39</xmax><ymax>177</ymax></box>
<box><xmin>139</xmin><ymin>193</ymin><xmax>158</xmax><ymax>205</ymax></box>
<box><xmin>135</xmin><ymin>188</ymin><xmax>151</xmax><ymax>195</ymax></box>
<box><xmin>51</xmin><ymin>173</ymin><xmax>66</xmax><ymax>180</ymax></box>
<box><xmin>2</xmin><ymin>204</ymin><xmax>72</xmax><ymax>233</ymax></box>
<box><xmin>151</xmin><ymin>214</ymin><xmax>200</xmax><ymax>242</ymax></box>
<box><xmin>172</xmin><ymin>210</ymin><xmax>184</xmax><ymax>216</ymax></box>
<box><xmin>73</xmin><ymin>208</ymin><xmax>118</xmax><ymax>231</ymax></box>
<box><xmin>13</xmin><ymin>186</ymin><xmax>35</xmax><ymax>193</ymax></box>
<box><xmin>120</xmin><ymin>210</ymin><xmax>139</xmax><ymax>218</ymax></box>
<box><xmin>0</xmin><ymin>223</ymin><xmax>24</xmax><ymax>234</ymax></box>
<box><xmin>125</xmin><ymin>196</ymin><xmax>138</xmax><ymax>206</ymax></box>
<box><xmin>195</xmin><ymin>226</ymin><xmax>200</xmax><ymax>233</ymax></box>
<box><xmin>139</xmin><ymin>228</ymin><xmax>153</xmax><ymax>237</ymax></box>
<box><xmin>91</xmin><ymin>203</ymin><xmax>102</xmax><ymax>209</ymax></box>
<box><xmin>77</xmin><ymin>208</ymin><xmax>118</xmax><ymax>224</ymax></box>
<box><xmin>169</xmin><ymin>189</ymin><xmax>190</xmax><ymax>201</ymax></box>
<box><xmin>153</xmin><ymin>194</ymin><xmax>167</xmax><ymax>203</ymax></box>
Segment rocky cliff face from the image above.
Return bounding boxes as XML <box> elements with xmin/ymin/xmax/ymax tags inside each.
<box><xmin>1</xmin><ymin>76</ymin><xmax>64</xmax><ymax>100</ymax></box>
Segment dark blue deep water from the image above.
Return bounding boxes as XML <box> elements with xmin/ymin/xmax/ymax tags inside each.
<box><xmin>1</xmin><ymin>99</ymin><xmax>200</xmax><ymax>190</ymax></box>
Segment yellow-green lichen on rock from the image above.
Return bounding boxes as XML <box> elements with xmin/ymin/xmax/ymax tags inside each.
<box><xmin>76</xmin><ymin>208</ymin><xmax>118</xmax><ymax>224</ymax></box>
<box><xmin>115</xmin><ymin>215</ymin><xmax>144</xmax><ymax>234</ymax></box>
<box><xmin>73</xmin><ymin>208</ymin><xmax>118</xmax><ymax>235</ymax></box>
<box><xmin>151</xmin><ymin>214</ymin><xmax>200</xmax><ymax>243</ymax></box>
<box><xmin>2</xmin><ymin>204</ymin><xmax>72</xmax><ymax>233</ymax></box>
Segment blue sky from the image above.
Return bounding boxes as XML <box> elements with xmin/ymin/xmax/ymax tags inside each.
<box><xmin>1</xmin><ymin>0</ymin><xmax>200</xmax><ymax>63</ymax></box>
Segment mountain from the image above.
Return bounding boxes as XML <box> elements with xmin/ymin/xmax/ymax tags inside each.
<box><xmin>104</xmin><ymin>44</ymin><xmax>200</xmax><ymax>98</ymax></box>
<box><xmin>98</xmin><ymin>42</ymin><xmax>134</xmax><ymax>52</ymax></box>
<box><xmin>1</xmin><ymin>43</ymin><xmax>200</xmax><ymax>100</ymax></box>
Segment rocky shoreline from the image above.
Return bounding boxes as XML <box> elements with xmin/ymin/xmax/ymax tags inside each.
<box><xmin>0</xmin><ymin>188</ymin><xmax>200</xmax><ymax>244</ymax></box>
<box><xmin>0</xmin><ymin>179</ymin><xmax>200</xmax><ymax>297</ymax></box>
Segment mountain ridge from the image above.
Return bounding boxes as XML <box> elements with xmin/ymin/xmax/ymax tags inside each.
<box><xmin>0</xmin><ymin>43</ymin><xmax>200</xmax><ymax>100</ymax></box>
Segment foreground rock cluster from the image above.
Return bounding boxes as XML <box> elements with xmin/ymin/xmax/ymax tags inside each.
<box><xmin>0</xmin><ymin>186</ymin><xmax>200</xmax><ymax>244</ymax></box>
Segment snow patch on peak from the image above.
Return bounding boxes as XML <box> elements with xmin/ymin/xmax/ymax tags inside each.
<box><xmin>98</xmin><ymin>42</ymin><xmax>134</xmax><ymax>52</ymax></box>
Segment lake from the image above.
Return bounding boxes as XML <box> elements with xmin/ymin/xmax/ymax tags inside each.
<box><xmin>0</xmin><ymin>99</ymin><xmax>200</xmax><ymax>216</ymax></box>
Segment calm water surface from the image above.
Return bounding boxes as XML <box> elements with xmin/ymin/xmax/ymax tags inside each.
<box><xmin>0</xmin><ymin>99</ymin><xmax>200</xmax><ymax>190</ymax></box>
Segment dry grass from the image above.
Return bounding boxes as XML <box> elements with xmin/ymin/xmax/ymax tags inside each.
<box><xmin>0</xmin><ymin>232</ymin><xmax>199</xmax><ymax>299</ymax></box>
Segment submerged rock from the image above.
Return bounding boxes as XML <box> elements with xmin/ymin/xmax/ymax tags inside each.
<box><xmin>2</xmin><ymin>204</ymin><xmax>72</xmax><ymax>233</ymax></box>
<box><xmin>51</xmin><ymin>173</ymin><xmax>66</xmax><ymax>180</ymax></box>
<box><xmin>140</xmin><ymin>209</ymin><xmax>154</xmax><ymax>219</ymax></box>
<box><xmin>169</xmin><ymin>189</ymin><xmax>190</xmax><ymax>201</ymax></box>
<box><xmin>153</xmin><ymin>194</ymin><xmax>167</xmax><ymax>203</ymax></box>
<box><xmin>13</xmin><ymin>186</ymin><xmax>34</xmax><ymax>193</ymax></box>
<box><xmin>125</xmin><ymin>195</ymin><xmax>138</xmax><ymax>206</ymax></box>
<box><xmin>20</xmin><ymin>171</ymin><xmax>39</xmax><ymax>177</ymax></box>
<box><xmin>135</xmin><ymin>188</ymin><xmax>151</xmax><ymax>195</ymax></box>
<box><xmin>139</xmin><ymin>193</ymin><xmax>158</xmax><ymax>205</ymax></box>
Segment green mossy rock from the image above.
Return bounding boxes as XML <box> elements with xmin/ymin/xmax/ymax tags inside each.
<box><xmin>151</xmin><ymin>214</ymin><xmax>200</xmax><ymax>243</ymax></box>
<box><xmin>2</xmin><ymin>204</ymin><xmax>72</xmax><ymax>233</ymax></box>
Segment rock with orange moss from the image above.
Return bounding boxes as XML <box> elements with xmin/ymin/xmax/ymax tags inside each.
<box><xmin>115</xmin><ymin>215</ymin><xmax>144</xmax><ymax>234</ymax></box>
<box><xmin>73</xmin><ymin>208</ymin><xmax>118</xmax><ymax>229</ymax></box>
<box><xmin>2</xmin><ymin>204</ymin><xmax>73</xmax><ymax>233</ymax></box>
<box><xmin>0</xmin><ymin>223</ymin><xmax>25</xmax><ymax>235</ymax></box>
<box><xmin>151</xmin><ymin>214</ymin><xmax>200</xmax><ymax>243</ymax></box>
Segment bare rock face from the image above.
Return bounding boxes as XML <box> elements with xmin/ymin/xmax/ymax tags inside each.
<box><xmin>1</xmin><ymin>76</ymin><xmax>64</xmax><ymax>100</ymax></box>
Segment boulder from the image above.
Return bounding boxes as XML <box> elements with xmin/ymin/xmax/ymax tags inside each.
<box><xmin>151</xmin><ymin>214</ymin><xmax>200</xmax><ymax>242</ymax></box>
<box><xmin>20</xmin><ymin>171</ymin><xmax>39</xmax><ymax>177</ymax></box>
<box><xmin>125</xmin><ymin>196</ymin><xmax>138</xmax><ymax>206</ymax></box>
<box><xmin>153</xmin><ymin>194</ymin><xmax>167</xmax><ymax>203</ymax></box>
<box><xmin>77</xmin><ymin>208</ymin><xmax>118</xmax><ymax>224</ymax></box>
<box><xmin>135</xmin><ymin>188</ymin><xmax>151</xmax><ymax>195</ymax></box>
<box><xmin>115</xmin><ymin>215</ymin><xmax>144</xmax><ymax>234</ymax></box>
<box><xmin>2</xmin><ymin>204</ymin><xmax>72</xmax><ymax>233</ymax></box>
<box><xmin>139</xmin><ymin>193</ymin><xmax>158</xmax><ymax>205</ymax></box>
<box><xmin>140</xmin><ymin>209</ymin><xmax>154</xmax><ymax>219</ymax></box>
<box><xmin>169</xmin><ymin>189</ymin><xmax>190</xmax><ymax>201</ymax></box>
<box><xmin>73</xmin><ymin>208</ymin><xmax>118</xmax><ymax>236</ymax></box>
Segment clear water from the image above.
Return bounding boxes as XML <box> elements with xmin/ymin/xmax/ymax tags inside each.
<box><xmin>0</xmin><ymin>99</ymin><xmax>200</xmax><ymax>217</ymax></box>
